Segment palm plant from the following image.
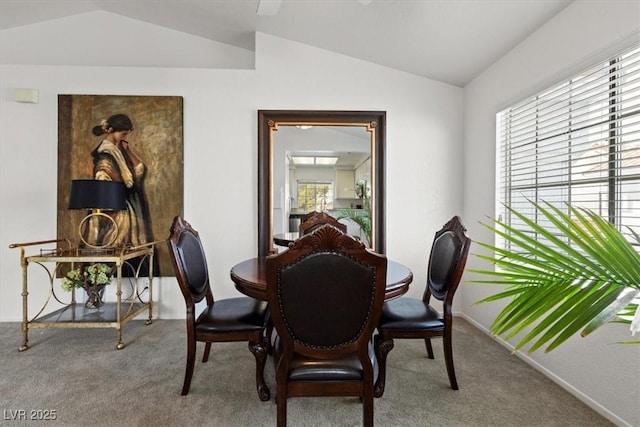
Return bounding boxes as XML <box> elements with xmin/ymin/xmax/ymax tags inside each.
<box><xmin>471</xmin><ymin>200</ymin><xmax>640</xmax><ymax>353</ymax></box>
<box><xmin>334</xmin><ymin>207</ymin><xmax>371</xmax><ymax>246</ymax></box>
<box><xmin>335</xmin><ymin>180</ymin><xmax>372</xmax><ymax>246</ymax></box>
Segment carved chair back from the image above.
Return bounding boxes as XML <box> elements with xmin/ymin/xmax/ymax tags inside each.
<box><xmin>299</xmin><ymin>212</ymin><xmax>347</xmax><ymax>235</ymax></box>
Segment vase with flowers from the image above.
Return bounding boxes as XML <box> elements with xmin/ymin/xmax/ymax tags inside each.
<box><xmin>61</xmin><ymin>263</ymin><xmax>114</xmax><ymax>309</ymax></box>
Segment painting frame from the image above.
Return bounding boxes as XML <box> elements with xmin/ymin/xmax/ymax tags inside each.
<box><xmin>57</xmin><ymin>94</ymin><xmax>184</xmax><ymax>277</ymax></box>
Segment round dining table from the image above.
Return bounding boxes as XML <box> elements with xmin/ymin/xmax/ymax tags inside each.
<box><xmin>273</xmin><ymin>232</ymin><xmax>299</xmax><ymax>248</ymax></box>
<box><xmin>230</xmin><ymin>257</ymin><xmax>413</xmax><ymax>301</ymax></box>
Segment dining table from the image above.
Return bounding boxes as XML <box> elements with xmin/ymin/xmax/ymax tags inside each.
<box><xmin>230</xmin><ymin>256</ymin><xmax>413</xmax><ymax>301</ymax></box>
<box><xmin>274</xmin><ymin>232</ymin><xmax>365</xmax><ymax>248</ymax></box>
<box><xmin>273</xmin><ymin>232</ymin><xmax>299</xmax><ymax>248</ymax></box>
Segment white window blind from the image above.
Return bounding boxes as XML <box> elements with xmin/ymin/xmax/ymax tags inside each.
<box><xmin>497</xmin><ymin>44</ymin><xmax>640</xmax><ymax>246</ymax></box>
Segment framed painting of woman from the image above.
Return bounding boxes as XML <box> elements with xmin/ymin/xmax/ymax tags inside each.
<box><xmin>57</xmin><ymin>94</ymin><xmax>184</xmax><ymax>277</ymax></box>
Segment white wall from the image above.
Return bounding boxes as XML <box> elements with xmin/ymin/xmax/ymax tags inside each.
<box><xmin>0</xmin><ymin>14</ymin><xmax>463</xmax><ymax>323</ymax></box>
<box><xmin>3</xmin><ymin>3</ymin><xmax>637</xmax><ymax>425</ymax></box>
<box><xmin>463</xmin><ymin>1</ymin><xmax>640</xmax><ymax>426</ymax></box>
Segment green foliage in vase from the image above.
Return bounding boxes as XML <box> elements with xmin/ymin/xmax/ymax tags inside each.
<box><xmin>61</xmin><ymin>263</ymin><xmax>114</xmax><ymax>292</ymax></box>
<box><xmin>471</xmin><ymin>200</ymin><xmax>640</xmax><ymax>353</ymax></box>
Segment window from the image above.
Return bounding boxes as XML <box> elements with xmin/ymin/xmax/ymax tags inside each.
<box><xmin>297</xmin><ymin>181</ymin><xmax>334</xmax><ymax>212</ymax></box>
<box><xmin>497</xmin><ymin>44</ymin><xmax>640</xmax><ymax>246</ymax></box>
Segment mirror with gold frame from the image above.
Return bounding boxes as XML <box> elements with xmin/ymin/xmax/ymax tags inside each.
<box><xmin>258</xmin><ymin>110</ymin><xmax>385</xmax><ymax>256</ymax></box>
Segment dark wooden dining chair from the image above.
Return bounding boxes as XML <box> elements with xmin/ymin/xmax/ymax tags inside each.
<box><xmin>300</xmin><ymin>210</ymin><xmax>320</xmax><ymax>223</ymax></box>
<box><xmin>166</xmin><ymin>216</ymin><xmax>270</xmax><ymax>401</ymax></box>
<box><xmin>299</xmin><ymin>211</ymin><xmax>347</xmax><ymax>235</ymax></box>
<box><xmin>266</xmin><ymin>224</ymin><xmax>387</xmax><ymax>427</ymax></box>
<box><xmin>374</xmin><ymin>215</ymin><xmax>471</xmax><ymax>397</ymax></box>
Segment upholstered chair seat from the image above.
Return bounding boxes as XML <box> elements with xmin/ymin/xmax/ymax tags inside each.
<box><xmin>379</xmin><ymin>298</ymin><xmax>444</xmax><ymax>330</ymax></box>
<box><xmin>273</xmin><ymin>334</ymin><xmax>378</xmax><ymax>382</ymax></box>
<box><xmin>195</xmin><ymin>298</ymin><xmax>267</xmax><ymax>333</ymax></box>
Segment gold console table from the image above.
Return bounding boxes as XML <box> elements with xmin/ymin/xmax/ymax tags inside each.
<box><xmin>9</xmin><ymin>239</ymin><xmax>159</xmax><ymax>351</ymax></box>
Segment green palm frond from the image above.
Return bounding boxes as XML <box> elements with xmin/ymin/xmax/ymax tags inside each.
<box><xmin>334</xmin><ymin>208</ymin><xmax>371</xmax><ymax>246</ymax></box>
<box><xmin>470</xmin><ymin>200</ymin><xmax>640</xmax><ymax>353</ymax></box>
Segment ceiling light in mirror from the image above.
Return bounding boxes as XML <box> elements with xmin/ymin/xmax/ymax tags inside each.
<box><xmin>314</xmin><ymin>157</ymin><xmax>338</xmax><ymax>165</ymax></box>
<box><xmin>291</xmin><ymin>156</ymin><xmax>338</xmax><ymax>165</ymax></box>
<box><xmin>292</xmin><ymin>156</ymin><xmax>314</xmax><ymax>165</ymax></box>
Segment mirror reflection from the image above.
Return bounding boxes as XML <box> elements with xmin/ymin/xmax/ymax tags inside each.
<box><xmin>273</xmin><ymin>125</ymin><xmax>372</xmax><ymax>244</ymax></box>
<box><xmin>258</xmin><ymin>110</ymin><xmax>386</xmax><ymax>257</ymax></box>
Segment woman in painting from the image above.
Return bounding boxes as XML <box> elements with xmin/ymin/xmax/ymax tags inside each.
<box><xmin>87</xmin><ymin>114</ymin><xmax>155</xmax><ymax>252</ymax></box>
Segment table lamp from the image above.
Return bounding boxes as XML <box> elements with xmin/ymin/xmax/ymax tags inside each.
<box><xmin>68</xmin><ymin>179</ymin><xmax>127</xmax><ymax>248</ymax></box>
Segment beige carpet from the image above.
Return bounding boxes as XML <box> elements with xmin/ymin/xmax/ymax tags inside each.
<box><xmin>0</xmin><ymin>318</ymin><xmax>612</xmax><ymax>426</ymax></box>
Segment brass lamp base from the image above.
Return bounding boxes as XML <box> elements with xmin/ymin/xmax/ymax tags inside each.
<box><xmin>78</xmin><ymin>211</ymin><xmax>119</xmax><ymax>249</ymax></box>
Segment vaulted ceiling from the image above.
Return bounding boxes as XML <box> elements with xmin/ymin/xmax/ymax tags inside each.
<box><xmin>0</xmin><ymin>0</ymin><xmax>573</xmax><ymax>87</ymax></box>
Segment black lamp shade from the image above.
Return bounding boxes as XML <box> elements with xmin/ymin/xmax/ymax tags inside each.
<box><xmin>68</xmin><ymin>180</ymin><xmax>127</xmax><ymax>211</ymax></box>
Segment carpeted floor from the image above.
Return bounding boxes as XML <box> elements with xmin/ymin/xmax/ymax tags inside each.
<box><xmin>0</xmin><ymin>318</ymin><xmax>613</xmax><ymax>426</ymax></box>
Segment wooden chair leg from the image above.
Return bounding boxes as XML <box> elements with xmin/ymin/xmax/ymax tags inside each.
<box><xmin>265</xmin><ymin>315</ymin><xmax>274</xmax><ymax>355</ymax></box>
<box><xmin>202</xmin><ymin>342</ymin><xmax>212</xmax><ymax>362</ymax></box>
<box><xmin>443</xmin><ymin>333</ymin><xmax>458</xmax><ymax>390</ymax></box>
<box><xmin>181</xmin><ymin>338</ymin><xmax>197</xmax><ymax>396</ymax></box>
<box><xmin>373</xmin><ymin>335</ymin><xmax>394</xmax><ymax>398</ymax></box>
<box><xmin>425</xmin><ymin>338</ymin><xmax>434</xmax><ymax>359</ymax></box>
<box><xmin>276</xmin><ymin>386</ymin><xmax>287</xmax><ymax>427</ymax></box>
<box><xmin>363</xmin><ymin>382</ymin><xmax>374</xmax><ymax>427</ymax></box>
<box><xmin>249</xmin><ymin>340</ymin><xmax>271</xmax><ymax>401</ymax></box>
